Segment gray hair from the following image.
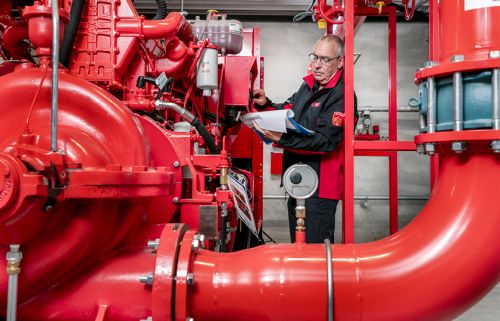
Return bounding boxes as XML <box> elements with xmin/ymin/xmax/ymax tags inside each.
<box><xmin>317</xmin><ymin>34</ymin><xmax>344</xmax><ymax>57</ymax></box>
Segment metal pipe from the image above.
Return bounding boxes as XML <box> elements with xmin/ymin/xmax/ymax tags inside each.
<box><xmin>427</xmin><ymin>77</ymin><xmax>437</xmax><ymax>133</ymax></box>
<box><xmin>155</xmin><ymin>101</ymin><xmax>195</xmax><ymax>122</ymax></box>
<box><xmin>453</xmin><ymin>72</ymin><xmax>463</xmax><ymax>131</ymax></box>
<box><xmin>324</xmin><ymin>239</ymin><xmax>333</xmax><ymax>321</ymax></box>
<box><xmin>493</xmin><ymin>69</ymin><xmax>499</xmax><ymax>130</ymax></box>
<box><xmin>358</xmin><ymin>106</ymin><xmax>420</xmax><ymax>113</ymax></box>
<box><xmin>263</xmin><ymin>195</ymin><xmax>429</xmax><ymax>201</ymax></box>
<box><xmin>51</xmin><ymin>0</ymin><xmax>60</xmax><ymax>152</ymax></box>
<box><xmin>6</xmin><ymin>245</ymin><xmax>22</xmax><ymax>321</ymax></box>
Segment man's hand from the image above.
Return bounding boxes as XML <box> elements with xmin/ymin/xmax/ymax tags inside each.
<box><xmin>252</xmin><ymin>120</ymin><xmax>283</xmax><ymax>143</ymax></box>
<box><xmin>252</xmin><ymin>89</ymin><xmax>267</xmax><ymax>106</ymax></box>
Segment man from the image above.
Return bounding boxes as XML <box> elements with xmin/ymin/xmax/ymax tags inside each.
<box><xmin>252</xmin><ymin>34</ymin><xmax>357</xmax><ymax>244</ymax></box>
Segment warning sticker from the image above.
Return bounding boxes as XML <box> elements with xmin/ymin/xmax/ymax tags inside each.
<box><xmin>465</xmin><ymin>0</ymin><xmax>500</xmax><ymax>11</ymax></box>
<box><xmin>229</xmin><ymin>23</ymin><xmax>242</xmax><ymax>34</ymax></box>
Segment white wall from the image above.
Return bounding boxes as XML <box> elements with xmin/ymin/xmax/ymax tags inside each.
<box><xmin>244</xmin><ymin>20</ymin><xmax>431</xmax><ymax>243</ymax></box>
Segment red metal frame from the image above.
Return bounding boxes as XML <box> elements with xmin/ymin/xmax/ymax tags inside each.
<box><xmin>342</xmin><ymin>6</ymin><xmax>415</xmax><ymax>243</ymax></box>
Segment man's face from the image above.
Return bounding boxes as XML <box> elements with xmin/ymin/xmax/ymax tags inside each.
<box><xmin>311</xmin><ymin>40</ymin><xmax>344</xmax><ymax>86</ymax></box>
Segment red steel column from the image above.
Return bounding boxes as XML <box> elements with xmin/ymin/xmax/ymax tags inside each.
<box><xmin>388</xmin><ymin>7</ymin><xmax>399</xmax><ymax>234</ymax></box>
<box><xmin>343</xmin><ymin>0</ymin><xmax>355</xmax><ymax>244</ymax></box>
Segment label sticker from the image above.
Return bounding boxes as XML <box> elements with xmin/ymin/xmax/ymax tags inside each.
<box><xmin>465</xmin><ymin>0</ymin><xmax>500</xmax><ymax>11</ymax></box>
<box><xmin>229</xmin><ymin>23</ymin><xmax>242</xmax><ymax>34</ymax></box>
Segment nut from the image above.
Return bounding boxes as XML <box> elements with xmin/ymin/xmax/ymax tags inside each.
<box><xmin>491</xmin><ymin>140</ymin><xmax>500</xmax><ymax>153</ymax></box>
<box><xmin>451</xmin><ymin>141</ymin><xmax>467</xmax><ymax>153</ymax></box>
<box><xmin>139</xmin><ymin>273</ymin><xmax>154</xmax><ymax>285</ymax></box>
<box><xmin>186</xmin><ymin>273</ymin><xmax>195</xmax><ymax>285</ymax></box>
<box><xmin>425</xmin><ymin>143</ymin><xmax>435</xmax><ymax>155</ymax></box>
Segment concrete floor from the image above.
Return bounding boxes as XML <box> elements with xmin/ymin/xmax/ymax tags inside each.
<box><xmin>262</xmin><ymin>199</ymin><xmax>500</xmax><ymax>321</ymax></box>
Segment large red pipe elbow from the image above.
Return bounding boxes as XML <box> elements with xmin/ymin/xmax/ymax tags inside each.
<box><xmin>186</xmin><ymin>143</ymin><xmax>500</xmax><ymax>321</ymax></box>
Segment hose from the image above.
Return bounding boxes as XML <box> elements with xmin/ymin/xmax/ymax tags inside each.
<box><xmin>190</xmin><ymin>117</ymin><xmax>219</xmax><ymax>154</ymax></box>
<box><xmin>59</xmin><ymin>0</ymin><xmax>84</xmax><ymax>68</ymax></box>
<box><xmin>152</xmin><ymin>0</ymin><xmax>168</xmax><ymax>20</ymax></box>
<box><xmin>155</xmin><ymin>101</ymin><xmax>219</xmax><ymax>154</ymax></box>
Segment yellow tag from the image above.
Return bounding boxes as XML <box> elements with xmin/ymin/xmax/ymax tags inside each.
<box><xmin>377</xmin><ymin>1</ymin><xmax>384</xmax><ymax>14</ymax></box>
<box><xmin>317</xmin><ymin>18</ymin><xmax>327</xmax><ymax>29</ymax></box>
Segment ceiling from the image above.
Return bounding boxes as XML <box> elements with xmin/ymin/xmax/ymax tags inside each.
<box><xmin>133</xmin><ymin>0</ymin><xmax>429</xmax><ymax>17</ymax></box>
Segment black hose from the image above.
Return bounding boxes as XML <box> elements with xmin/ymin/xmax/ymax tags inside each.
<box><xmin>190</xmin><ymin>117</ymin><xmax>219</xmax><ymax>154</ymax></box>
<box><xmin>152</xmin><ymin>0</ymin><xmax>168</xmax><ymax>20</ymax></box>
<box><xmin>59</xmin><ymin>0</ymin><xmax>84</xmax><ymax>68</ymax></box>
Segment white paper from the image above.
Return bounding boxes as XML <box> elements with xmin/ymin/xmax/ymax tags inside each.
<box><xmin>465</xmin><ymin>0</ymin><xmax>500</xmax><ymax>11</ymax></box>
<box><xmin>241</xmin><ymin>109</ymin><xmax>295</xmax><ymax>133</ymax></box>
<box><xmin>227</xmin><ymin>173</ymin><xmax>258</xmax><ymax>237</ymax></box>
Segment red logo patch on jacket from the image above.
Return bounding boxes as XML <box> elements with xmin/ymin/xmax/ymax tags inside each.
<box><xmin>311</xmin><ymin>102</ymin><xmax>321</xmax><ymax>108</ymax></box>
<box><xmin>332</xmin><ymin>112</ymin><xmax>345</xmax><ymax>127</ymax></box>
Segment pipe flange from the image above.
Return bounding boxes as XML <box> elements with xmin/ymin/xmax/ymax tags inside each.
<box><xmin>152</xmin><ymin>223</ymin><xmax>189</xmax><ymax>321</ymax></box>
<box><xmin>175</xmin><ymin>230</ymin><xmax>198</xmax><ymax>321</ymax></box>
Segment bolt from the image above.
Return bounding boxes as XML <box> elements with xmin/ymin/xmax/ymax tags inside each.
<box><xmin>416</xmin><ymin>144</ymin><xmax>425</xmax><ymax>155</ymax></box>
<box><xmin>424</xmin><ymin>60</ymin><xmax>439</xmax><ymax>68</ymax></box>
<box><xmin>491</xmin><ymin>140</ymin><xmax>500</xmax><ymax>153</ymax></box>
<box><xmin>140</xmin><ymin>317</ymin><xmax>153</xmax><ymax>321</ymax></box>
<box><xmin>139</xmin><ymin>272</ymin><xmax>154</xmax><ymax>285</ymax></box>
<box><xmin>425</xmin><ymin>143</ymin><xmax>436</xmax><ymax>155</ymax></box>
<box><xmin>173</xmin><ymin>197</ymin><xmax>179</xmax><ymax>204</ymax></box>
<box><xmin>173</xmin><ymin>161</ymin><xmax>180</xmax><ymax>168</ymax></box>
<box><xmin>451</xmin><ymin>141</ymin><xmax>467</xmax><ymax>153</ymax></box>
<box><xmin>490</xmin><ymin>50</ymin><xmax>500</xmax><ymax>59</ymax></box>
<box><xmin>450</xmin><ymin>55</ymin><xmax>464</xmax><ymax>63</ymax></box>
<box><xmin>186</xmin><ymin>273</ymin><xmax>195</xmax><ymax>285</ymax></box>
<box><xmin>147</xmin><ymin>238</ymin><xmax>160</xmax><ymax>251</ymax></box>
<box><xmin>186</xmin><ymin>318</ymin><xmax>194</xmax><ymax>321</ymax></box>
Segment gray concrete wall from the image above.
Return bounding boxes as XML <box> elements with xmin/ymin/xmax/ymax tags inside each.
<box><xmin>244</xmin><ymin>20</ymin><xmax>430</xmax><ymax>243</ymax></box>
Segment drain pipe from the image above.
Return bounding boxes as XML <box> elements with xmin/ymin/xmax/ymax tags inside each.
<box><xmin>51</xmin><ymin>0</ymin><xmax>60</xmax><ymax>152</ymax></box>
<box><xmin>6</xmin><ymin>245</ymin><xmax>22</xmax><ymax>321</ymax></box>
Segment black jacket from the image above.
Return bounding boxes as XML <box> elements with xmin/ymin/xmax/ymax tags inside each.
<box><xmin>256</xmin><ymin>70</ymin><xmax>357</xmax><ymax>199</ymax></box>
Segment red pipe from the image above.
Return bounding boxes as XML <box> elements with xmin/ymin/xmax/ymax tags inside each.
<box><xmin>17</xmin><ymin>250</ymin><xmax>156</xmax><ymax>321</ymax></box>
<box><xmin>116</xmin><ymin>12</ymin><xmax>193</xmax><ymax>43</ymax></box>
<box><xmin>186</xmin><ymin>143</ymin><xmax>500</xmax><ymax>321</ymax></box>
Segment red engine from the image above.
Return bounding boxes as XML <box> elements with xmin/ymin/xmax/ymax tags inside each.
<box><xmin>0</xmin><ymin>1</ymin><xmax>263</xmax><ymax>318</ymax></box>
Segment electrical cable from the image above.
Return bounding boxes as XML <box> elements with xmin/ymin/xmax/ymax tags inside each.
<box><xmin>293</xmin><ymin>0</ymin><xmax>316</xmax><ymax>22</ymax></box>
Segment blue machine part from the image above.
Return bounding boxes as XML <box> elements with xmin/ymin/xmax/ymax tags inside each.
<box><xmin>418</xmin><ymin>71</ymin><xmax>494</xmax><ymax>132</ymax></box>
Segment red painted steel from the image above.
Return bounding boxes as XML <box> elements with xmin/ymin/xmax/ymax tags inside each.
<box><xmin>416</xmin><ymin>0</ymin><xmax>500</xmax><ymax>81</ymax></box>
<box><xmin>171</xmin><ymin>142</ymin><xmax>500</xmax><ymax>321</ymax></box>
<box><xmin>0</xmin><ymin>0</ymin><xmax>498</xmax><ymax>320</ymax></box>
<box><xmin>387</xmin><ymin>7</ymin><xmax>399</xmax><ymax>234</ymax></box>
<box><xmin>342</xmin><ymin>0</ymin><xmax>355</xmax><ymax>244</ymax></box>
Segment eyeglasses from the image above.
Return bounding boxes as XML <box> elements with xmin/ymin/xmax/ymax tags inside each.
<box><xmin>308</xmin><ymin>53</ymin><xmax>342</xmax><ymax>65</ymax></box>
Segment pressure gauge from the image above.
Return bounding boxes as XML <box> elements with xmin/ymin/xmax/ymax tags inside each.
<box><xmin>363</xmin><ymin>116</ymin><xmax>372</xmax><ymax>126</ymax></box>
<box><xmin>282</xmin><ymin>164</ymin><xmax>318</xmax><ymax>200</ymax></box>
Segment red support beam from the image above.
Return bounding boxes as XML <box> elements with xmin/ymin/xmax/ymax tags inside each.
<box><xmin>343</xmin><ymin>0</ymin><xmax>355</xmax><ymax>244</ymax></box>
<box><xmin>353</xmin><ymin>141</ymin><xmax>416</xmax><ymax>151</ymax></box>
<box><xmin>388</xmin><ymin>7</ymin><xmax>399</xmax><ymax>234</ymax></box>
